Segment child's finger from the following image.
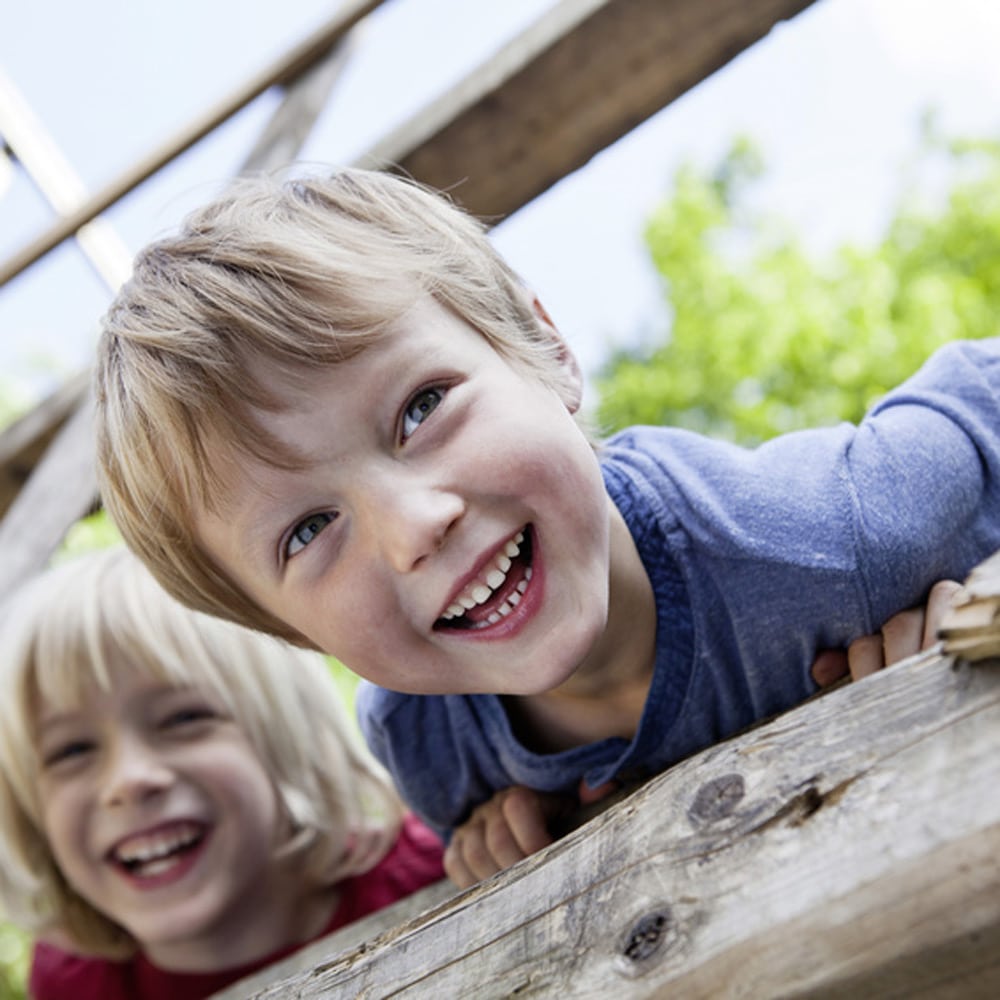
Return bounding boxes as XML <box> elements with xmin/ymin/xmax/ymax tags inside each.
<box><xmin>460</xmin><ymin>824</ymin><xmax>501</xmax><ymax>878</ymax></box>
<box><xmin>847</xmin><ymin>633</ymin><xmax>884</xmax><ymax>680</ymax></box>
<box><xmin>810</xmin><ymin>648</ymin><xmax>849</xmax><ymax>687</ymax></box>
<box><xmin>577</xmin><ymin>778</ymin><xmax>619</xmax><ymax>805</ymax></box>
<box><xmin>442</xmin><ymin>841</ymin><xmax>478</xmax><ymax>889</ymax></box>
<box><xmin>445</xmin><ymin>817</ymin><xmax>502</xmax><ymax>886</ymax></box>
<box><xmin>498</xmin><ymin>786</ymin><xmax>554</xmax><ymax>857</ymax></box>
<box><xmin>869</xmin><ymin>580</ymin><xmax>961</xmax><ymax>672</ymax></box>
<box><xmin>879</xmin><ymin>606</ymin><xmax>925</xmax><ymax>669</ymax></box>
<box><xmin>482</xmin><ymin>808</ymin><xmax>532</xmax><ymax>870</ymax></box>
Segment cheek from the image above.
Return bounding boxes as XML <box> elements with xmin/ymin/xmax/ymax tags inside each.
<box><xmin>517</xmin><ymin>433</ymin><xmax>605</xmax><ymax>522</ymax></box>
<box><xmin>490</xmin><ymin>401</ymin><xmax>596</xmax><ymax>482</ymax></box>
<box><xmin>41</xmin><ymin>792</ymin><xmax>88</xmax><ymax>878</ymax></box>
<box><xmin>211</xmin><ymin>755</ymin><xmax>284</xmax><ymax>839</ymax></box>
<box><xmin>298</xmin><ymin>556</ymin><xmax>405</xmax><ymax>659</ymax></box>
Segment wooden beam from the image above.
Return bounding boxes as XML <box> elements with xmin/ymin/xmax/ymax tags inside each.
<box><xmin>940</xmin><ymin>548</ymin><xmax>1000</xmax><ymax>662</ymax></box>
<box><xmin>0</xmin><ymin>392</ymin><xmax>99</xmax><ymax>605</ymax></box>
<box><xmin>359</xmin><ymin>0</ymin><xmax>818</xmax><ymax>221</ymax></box>
<box><xmin>0</xmin><ymin>70</ymin><xmax>132</xmax><ymax>292</ymax></box>
<box><xmin>216</xmin><ymin>644</ymin><xmax>1000</xmax><ymax>998</ymax></box>
<box><xmin>238</xmin><ymin>35</ymin><xmax>354</xmax><ymax>178</ymax></box>
<box><xmin>0</xmin><ymin>370</ymin><xmax>88</xmax><ymax>520</ymax></box>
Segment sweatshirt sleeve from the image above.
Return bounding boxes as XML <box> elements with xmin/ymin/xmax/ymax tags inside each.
<box><xmin>841</xmin><ymin>336</ymin><xmax>1000</xmax><ymax>624</ymax></box>
<box><xmin>650</xmin><ymin>337</ymin><xmax>1000</xmax><ymax>631</ymax></box>
<box><xmin>603</xmin><ymin>336</ymin><xmax>1000</xmax><ymax>728</ymax></box>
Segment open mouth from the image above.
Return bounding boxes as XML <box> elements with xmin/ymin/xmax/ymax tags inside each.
<box><xmin>435</xmin><ymin>527</ymin><xmax>534</xmax><ymax>631</ymax></box>
<box><xmin>111</xmin><ymin>821</ymin><xmax>206</xmax><ymax>880</ymax></box>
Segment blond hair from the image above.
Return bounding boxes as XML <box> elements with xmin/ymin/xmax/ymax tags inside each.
<box><xmin>0</xmin><ymin>547</ymin><xmax>404</xmax><ymax>959</ymax></box>
<box><xmin>95</xmin><ymin>168</ymin><xmax>579</xmax><ymax>639</ymax></box>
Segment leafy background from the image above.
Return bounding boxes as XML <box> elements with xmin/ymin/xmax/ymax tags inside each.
<box><xmin>597</xmin><ymin>130</ymin><xmax>1000</xmax><ymax>440</ymax></box>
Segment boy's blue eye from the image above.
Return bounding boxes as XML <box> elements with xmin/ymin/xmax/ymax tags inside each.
<box><xmin>287</xmin><ymin>512</ymin><xmax>335</xmax><ymax>558</ymax></box>
<box><xmin>401</xmin><ymin>387</ymin><xmax>444</xmax><ymax>441</ymax></box>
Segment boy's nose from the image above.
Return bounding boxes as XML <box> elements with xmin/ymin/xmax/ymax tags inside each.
<box><xmin>372</xmin><ymin>482</ymin><xmax>465</xmax><ymax>573</ymax></box>
<box><xmin>100</xmin><ymin>739</ymin><xmax>175</xmax><ymax>808</ymax></box>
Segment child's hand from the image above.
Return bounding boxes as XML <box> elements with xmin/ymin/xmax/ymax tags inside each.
<box><xmin>444</xmin><ymin>779</ymin><xmax>621</xmax><ymax>888</ymax></box>
<box><xmin>444</xmin><ymin>786</ymin><xmax>561</xmax><ymax>889</ymax></box>
<box><xmin>811</xmin><ymin>579</ymin><xmax>962</xmax><ymax>686</ymax></box>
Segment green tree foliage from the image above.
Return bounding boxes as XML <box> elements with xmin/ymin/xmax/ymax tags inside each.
<box><xmin>596</xmin><ymin>133</ymin><xmax>1000</xmax><ymax>443</ymax></box>
<box><xmin>0</xmin><ymin>924</ymin><xmax>28</xmax><ymax>1000</ymax></box>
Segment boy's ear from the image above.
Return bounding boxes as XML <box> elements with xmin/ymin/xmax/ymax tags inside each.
<box><xmin>528</xmin><ymin>294</ymin><xmax>584</xmax><ymax>413</ymax></box>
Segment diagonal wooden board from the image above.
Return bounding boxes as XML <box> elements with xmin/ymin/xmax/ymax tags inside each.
<box><xmin>0</xmin><ymin>391</ymin><xmax>99</xmax><ymax>605</ymax></box>
<box><xmin>360</xmin><ymin>0</ymin><xmax>817</xmax><ymax>221</ymax></box>
<box><xmin>0</xmin><ymin>369</ymin><xmax>89</xmax><ymax>520</ymax></box>
<box><xmin>216</xmin><ymin>642</ymin><xmax>1000</xmax><ymax>999</ymax></box>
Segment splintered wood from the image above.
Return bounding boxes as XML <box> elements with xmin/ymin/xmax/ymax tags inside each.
<box><xmin>939</xmin><ymin>547</ymin><xmax>1000</xmax><ymax>662</ymax></box>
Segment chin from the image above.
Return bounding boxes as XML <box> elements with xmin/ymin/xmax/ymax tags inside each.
<box><xmin>521</xmin><ymin>626</ymin><xmax>606</xmax><ymax>697</ymax></box>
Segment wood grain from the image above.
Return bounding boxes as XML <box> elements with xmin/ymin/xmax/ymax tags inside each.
<box><xmin>219</xmin><ymin>644</ymin><xmax>1000</xmax><ymax>998</ymax></box>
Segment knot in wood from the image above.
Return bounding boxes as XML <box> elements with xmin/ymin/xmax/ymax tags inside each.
<box><xmin>688</xmin><ymin>772</ymin><xmax>745</xmax><ymax>824</ymax></box>
<box><xmin>621</xmin><ymin>909</ymin><xmax>671</xmax><ymax>963</ymax></box>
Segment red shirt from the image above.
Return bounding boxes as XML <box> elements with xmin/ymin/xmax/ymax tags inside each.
<box><xmin>29</xmin><ymin>815</ymin><xmax>443</xmax><ymax>1000</ymax></box>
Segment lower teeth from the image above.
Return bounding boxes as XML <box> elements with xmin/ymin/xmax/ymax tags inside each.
<box><xmin>138</xmin><ymin>856</ymin><xmax>179</xmax><ymax>877</ymax></box>
<box><xmin>450</xmin><ymin>572</ymin><xmax>531</xmax><ymax>630</ymax></box>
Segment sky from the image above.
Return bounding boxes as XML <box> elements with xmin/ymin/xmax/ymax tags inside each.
<box><xmin>2</xmin><ymin>0</ymin><xmax>1000</xmax><ymax>412</ymax></box>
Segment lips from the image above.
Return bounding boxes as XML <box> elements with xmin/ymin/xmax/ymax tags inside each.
<box><xmin>436</xmin><ymin>528</ymin><xmax>534</xmax><ymax>630</ymax></box>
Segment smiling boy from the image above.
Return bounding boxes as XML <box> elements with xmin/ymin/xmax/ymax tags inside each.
<box><xmin>36</xmin><ymin>664</ymin><xmax>295</xmax><ymax>970</ymax></box>
<box><xmin>195</xmin><ymin>296</ymin><xmax>627</xmax><ymax>702</ymax></box>
<box><xmin>0</xmin><ymin>547</ymin><xmax>443</xmax><ymax>999</ymax></box>
<box><xmin>94</xmin><ymin>169</ymin><xmax>1000</xmax><ymax>875</ymax></box>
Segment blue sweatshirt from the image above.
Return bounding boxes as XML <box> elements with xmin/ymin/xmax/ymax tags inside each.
<box><xmin>358</xmin><ymin>338</ymin><xmax>1000</xmax><ymax>838</ymax></box>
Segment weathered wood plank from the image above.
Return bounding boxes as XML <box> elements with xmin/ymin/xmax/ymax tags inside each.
<box><xmin>360</xmin><ymin>0</ymin><xmax>818</xmax><ymax>220</ymax></box>
<box><xmin>222</xmin><ymin>647</ymin><xmax>1000</xmax><ymax>998</ymax></box>
<box><xmin>0</xmin><ymin>370</ymin><xmax>89</xmax><ymax>519</ymax></box>
<box><xmin>238</xmin><ymin>34</ymin><xmax>354</xmax><ymax>178</ymax></box>
<box><xmin>941</xmin><ymin>548</ymin><xmax>1000</xmax><ymax>662</ymax></box>
<box><xmin>0</xmin><ymin>390</ymin><xmax>99</xmax><ymax>604</ymax></box>
<box><xmin>0</xmin><ymin>69</ymin><xmax>133</xmax><ymax>291</ymax></box>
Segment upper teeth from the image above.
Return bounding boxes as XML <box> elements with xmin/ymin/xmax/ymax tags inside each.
<box><xmin>441</xmin><ymin>531</ymin><xmax>530</xmax><ymax>621</ymax></box>
<box><xmin>115</xmin><ymin>822</ymin><xmax>201</xmax><ymax>864</ymax></box>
